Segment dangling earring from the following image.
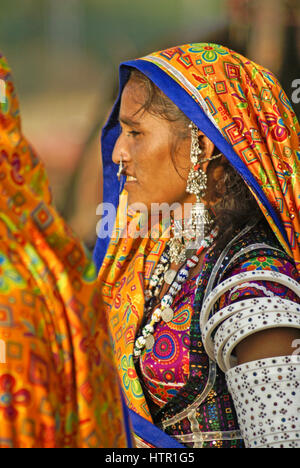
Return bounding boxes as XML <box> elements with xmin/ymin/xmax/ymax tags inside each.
<box><xmin>185</xmin><ymin>122</ymin><xmax>213</xmax><ymax>245</ymax></box>
<box><xmin>117</xmin><ymin>155</ymin><xmax>123</xmax><ymax>181</ymax></box>
<box><xmin>169</xmin><ymin>123</ymin><xmax>208</xmax><ymax>264</ymax></box>
<box><xmin>186</xmin><ymin>122</ymin><xmax>207</xmax><ymax>199</ymax></box>
<box><xmin>169</xmin><ymin>122</ymin><xmax>222</xmax><ymax>264</ymax></box>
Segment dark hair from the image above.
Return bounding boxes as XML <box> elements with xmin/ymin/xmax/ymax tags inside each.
<box><xmin>128</xmin><ymin>68</ymin><xmax>264</xmax><ymax>249</ymax></box>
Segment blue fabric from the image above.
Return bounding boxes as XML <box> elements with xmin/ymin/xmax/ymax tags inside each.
<box><xmin>121</xmin><ymin>390</ymin><xmax>134</xmax><ymax>448</ymax></box>
<box><xmin>129</xmin><ymin>409</ymin><xmax>184</xmax><ymax>448</ymax></box>
<box><xmin>93</xmin><ymin>59</ymin><xmax>288</xmax><ymax>271</ymax></box>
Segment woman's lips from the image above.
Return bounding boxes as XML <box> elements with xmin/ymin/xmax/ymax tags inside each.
<box><xmin>125</xmin><ymin>175</ymin><xmax>138</xmax><ymax>186</ymax></box>
<box><xmin>126</xmin><ymin>175</ymin><xmax>138</xmax><ymax>182</ymax></box>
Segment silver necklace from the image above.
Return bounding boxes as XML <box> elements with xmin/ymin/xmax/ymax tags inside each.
<box><xmin>134</xmin><ymin>228</ymin><xmax>218</xmax><ymax>357</ymax></box>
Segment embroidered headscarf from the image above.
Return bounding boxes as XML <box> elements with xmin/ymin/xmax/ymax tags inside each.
<box><xmin>95</xmin><ymin>43</ymin><xmax>300</xmax><ymax>423</ymax></box>
<box><xmin>0</xmin><ymin>53</ymin><xmax>128</xmax><ymax>447</ymax></box>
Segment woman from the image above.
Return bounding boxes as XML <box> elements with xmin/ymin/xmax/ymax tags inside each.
<box><xmin>0</xmin><ymin>54</ymin><xmax>129</xmax><ymax>447</ymax></box>
<box><xmin>95</xmin><ymin>43</ymin><xmax>300</xmax><ymax>448</ymax></box>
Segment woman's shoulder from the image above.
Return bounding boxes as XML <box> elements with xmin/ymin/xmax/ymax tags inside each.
<box><xmin>216</xmin><ymin>218</ymin><xmax>300</xmax><ymax>308</ymax></box>
<box><xmin>222</xmin><ymin>217</ymin><xmax>298</xmax><ymax>277</ymax></box>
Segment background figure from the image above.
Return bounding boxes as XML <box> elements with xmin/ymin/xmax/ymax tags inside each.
<box><xmin>0</xmin><ymin>53</ymin><xmax>128</xmax><ymax>448</ymax></box>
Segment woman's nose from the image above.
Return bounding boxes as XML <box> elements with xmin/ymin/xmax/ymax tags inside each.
<box><xmin>112</xmin><ymin>134</ymin><xmax>131</xmax><ymax>165</ymax></box>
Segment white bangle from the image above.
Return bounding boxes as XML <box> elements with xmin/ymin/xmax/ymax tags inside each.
<box><xmin>216</xmin><ymin>309</ymin><xmax>300</xmax><ymax>372</ymax></box>
<box><xmin>226</xmin><ymin>355</ymin><xmax>300</xmax><ymax>448</ymax></box>
<box><xmin>200</xmin><ymin>270</ymin><xmax>300</xmax><ymax>335</ymax></box>
<box><xmin>201</xmin><ymin>297</ymin><xmax>300</xmax><ymax>361</ymax></box>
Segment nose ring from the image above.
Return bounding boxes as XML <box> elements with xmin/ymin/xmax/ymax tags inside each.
<box><xmin>117</xmin><ymin>155</ymin><xmax>123</xmax><ymax>181</ymax></box>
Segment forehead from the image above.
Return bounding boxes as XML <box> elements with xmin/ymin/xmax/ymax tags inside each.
<box><xmin>118</xmin><ymin>77</ymin><xmax>177</xmax><ymax>133</ymax></box>
<box><xmin>119</xmin><ymin>79</ymin><xmax>148</xmax><ymax>117</ymax></box>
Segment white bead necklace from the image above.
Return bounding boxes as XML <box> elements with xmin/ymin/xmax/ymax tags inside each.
<box><xmin>133</xmin><ymin>228</ymin><xmax>218</xmax><ymax>357</ymax></box>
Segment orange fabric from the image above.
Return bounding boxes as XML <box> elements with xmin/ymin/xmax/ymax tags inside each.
<box><xmin>0</xmin><ymin>54</ymin><xmax>127</xmax><ymax>447</ymax></box>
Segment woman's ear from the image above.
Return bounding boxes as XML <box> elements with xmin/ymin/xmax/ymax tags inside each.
<box><xmin>197</xmin><ymin>132</ymin><xmax>215</xmax><ymax>174</ymax></box>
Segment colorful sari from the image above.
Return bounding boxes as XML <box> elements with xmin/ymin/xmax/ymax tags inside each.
<box><xmin>0</xmin><ymin>54</ymin><xmax>129</xmax><ymax>447</ymax></box>
<box><xmin>95</xmin><ymin>43</ymin><xmax>300</xmax><ymax>447</ymax></box>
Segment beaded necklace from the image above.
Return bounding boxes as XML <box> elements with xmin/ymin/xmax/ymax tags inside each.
<box><xmin>134</xmin><ymin>228</ymin><xmax>218</xmax><ymax>357</ymax></box>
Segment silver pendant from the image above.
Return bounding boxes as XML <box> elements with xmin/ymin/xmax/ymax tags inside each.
<box><xmin>164</xmin><ymin>269</ymin><xmax>177</xmax><ymax>285</ymax></box>
<box><xmin>161</xmin><ymin>307</ymin><xmax>174</xmax><ymax>323</ymax></box>
<box><xmin>168</xmin><ymin>238</ymin><xmax>187</xmax><ymax>265</ymax></box>
<box><xmin>145</xmin><ymin>334</ymin><xmax>155</xmax><ymax>350</ymax></box>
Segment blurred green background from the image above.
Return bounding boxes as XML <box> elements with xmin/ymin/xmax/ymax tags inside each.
<box><xmin>0</xmin><ymin>0</ymin><xmax>299</xmax><ymax>248</ymax></box>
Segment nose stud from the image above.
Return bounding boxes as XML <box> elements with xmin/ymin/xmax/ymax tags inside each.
<box><xmin>117</xmin><ymin>155</ymin><xmax>123</xmax><ymax>181</ymax></box>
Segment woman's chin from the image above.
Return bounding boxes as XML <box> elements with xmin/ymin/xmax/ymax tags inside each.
<box><xmin>127</xmin><ymin>192</ymin><xmax>149</xmax><ymax>211</ymax></box>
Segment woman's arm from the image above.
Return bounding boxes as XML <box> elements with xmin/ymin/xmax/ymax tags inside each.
<box><xmin>200</xmin><ymin>253</ymin><xmax>300</xmax><ymax>448</ymax></box>
<box><xmin>236</xmin><ymin>327</ymin><xmax>300</xmax><ymax>364</ymax></box>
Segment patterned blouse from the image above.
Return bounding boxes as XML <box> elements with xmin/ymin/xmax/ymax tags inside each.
<box><xmin>138</xmin><ymin>220</ymin><xmax>299</xmax><ymax>446</ymax></box>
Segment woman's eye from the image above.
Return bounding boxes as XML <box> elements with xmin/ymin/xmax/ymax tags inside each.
<box><xmin>119</xmin><ymin>125</ymin><xmax>141</xmax><ymax>137</ymax></box>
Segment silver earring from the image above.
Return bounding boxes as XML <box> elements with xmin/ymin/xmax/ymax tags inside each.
<box><xmin>186</xmin><ymin>122</ymin><xmax>207</xmax><ymax>201</ymax></box>
<box><xmin>185</xmin><ymin>122</ymin><xmax>213</xmax><ymax>245</ymax></box>
<box><xmin>169</xmin><ymin>122</ymin><xmax>210</xmax><ymax>264</ymax></box>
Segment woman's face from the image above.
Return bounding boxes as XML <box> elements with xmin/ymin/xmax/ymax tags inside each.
<box><xmin>112</xmin><ymin>78</ymin><xmax>194</xmax><ymax>211</ymax></box>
